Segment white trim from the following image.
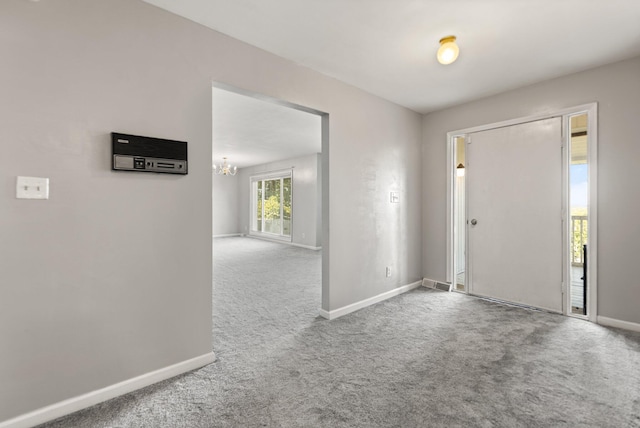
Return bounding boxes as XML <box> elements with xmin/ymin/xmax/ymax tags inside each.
<box><xmin>318</xmin><ymin>308</ymin><xmax>331</xmax><ymax>319</ymax></box>
<box><xmin>597</xmin><ymin>316</ymin><xmax>640</xmax><ymax>333</ymax></box>
<box><xmin>445</xmin><ymin>134</ymin><xmax>454</xmax><ymax>284</ymax></box>
<box><xmin>290</xmin><ymin>242</ymin><xmax>322</xmax><ymax>251</ymax></box>
<box><xmin>245</xmin><ymin>234</ymin><xmax>321</xmax><ymax>251</ymax></box>
<box><xmin>318</xmin><ymin>281</ymin><xmax>422</xmax><ymax>320</ymax></box>
<box><xmin>562</xmin><ymin>113</ymin><xmax>571</xmax><ymax>316</ymax></box>
<box><xmin>213</xmin><ymin>233</ymin><xmax>242</xmax><ymax>238</ymax></box>
<box><xmin>0</xmin><ymin>353</ymin><xmax>215</xmax><ymax>428</ymax></box>
<box><xmin>249</xmin><ymin>230</ymin><xmax>293</xmax><ymax>242</ymax></box>
<box><xmin>586</xmin><ymin>104</ymin><xmax>598</xmax><ymax>323</ymax></box>
<box><xmin>446</xmin><ymin>103</ymin><xmax>597</xmax><ymax>136</ymax></box>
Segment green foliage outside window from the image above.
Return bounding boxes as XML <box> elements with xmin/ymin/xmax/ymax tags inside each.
<box><xmin>254</xmin><ymin>176</ymin><xmax>292</xmax><ymax>237</ymax></box>
<box><xmin>571</xmin><ymin>208</ymin><xmax>588</xmax><ymax>265</ymax></box>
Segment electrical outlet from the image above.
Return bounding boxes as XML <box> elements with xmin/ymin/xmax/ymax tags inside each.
<box><xmin>386</xmin><ymin>267</ymin><xmax>391</xmax><ymax>278</ymax></box>
<box><xmin>16</xmin><ymin>176</ymin><xmax>49</xmax><ymax>199</ymax></box>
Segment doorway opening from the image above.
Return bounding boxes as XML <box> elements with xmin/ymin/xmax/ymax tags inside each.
<box><xmin>211</xmin><ymin>82</ymin><xmax>329</xmax><ymax>315</ymax></box>
<box><xmin>447</xmin><ymin>104</ymin><xmax>597</xmax><ymax>319</ymax></box>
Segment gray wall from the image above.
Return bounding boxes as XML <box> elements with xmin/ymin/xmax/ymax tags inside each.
<box><xmin>0</xmin><ymin>0</ymin><xmax>423</xmax><ymax>422</ymax></box>
<box><xmin>422</xmin><ymin>56</ymin><xmax>640</xmax><ymax>325</ymax></box>
<box><xmin>212</xmin><ymin>174</ymin><xmax>240</xmax><ymax>236</ymax></box>
<box><xmin>237</xmin><ymin>153</ymin><xmax>322</xmax><ymax>248</ymax></box>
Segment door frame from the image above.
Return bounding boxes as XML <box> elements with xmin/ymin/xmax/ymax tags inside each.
<box><xmin>446</xmin><ymin>103</ymin><xmax>598</xmax><ymax>321</ymax></box>
<box><xmin>211</xmin><ymin>81</ymin><xmax>331</xmax><ymax>316</ymax></box>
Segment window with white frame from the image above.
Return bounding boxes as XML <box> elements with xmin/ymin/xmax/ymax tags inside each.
<box><xmin>250</xmin><ymin>171</ymin><xmax>292</xmax><ymax>240</ymax></box>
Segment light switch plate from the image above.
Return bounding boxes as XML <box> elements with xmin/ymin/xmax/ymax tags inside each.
<box><xmin>16</xmin><ymin>176</ymin><xmax>49</xmax><ymax>199</ymax></box>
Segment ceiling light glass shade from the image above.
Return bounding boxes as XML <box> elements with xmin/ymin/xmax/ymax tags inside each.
<box><xmin>437</xmin><ymin>36</ymin><xmax>459</xmax><ymax>65</ymax></box>
<box><xmin>213</xmin><ymin>157</ymin><xmax>237</xmax><ymax>176</ymax></box>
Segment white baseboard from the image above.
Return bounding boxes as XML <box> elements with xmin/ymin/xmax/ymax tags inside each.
<box><xmin>213</xmin><ymin>233</ymin><xmax>242</xmax><ymax>238</ymax></box>
<box><xmin>318</xmin><ymin>281</ymin><xmax>422</xmax><ymax>320</ymax></box>
<box><xmin>597</xmin><ymin>316</ymin><xmax>640</xmax><ymax>333</ymax></box>
<box><xmin>0</xmin><ymin>352</ymin><xmax>215</xmax><ymax>428</ymax></box>
<box><xmin>289</xmin><ymin>242</ymin><xmax>322</xmax><ymax>251</ymax></box>
<box><xmin>318</xmin><ymin>308</ymin><xmax>331</xmax><ymax>319</ymax></box>
<box><xmin>246</xmin><ymin>234</ymin><xmax>321</xmax><ymax>251</ymax></box>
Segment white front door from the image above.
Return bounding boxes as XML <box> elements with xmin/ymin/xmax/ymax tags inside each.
<box><xmin>467</xmin><ymin>118</ymin><xmax>563</xmax><ymax>312</ymax></box>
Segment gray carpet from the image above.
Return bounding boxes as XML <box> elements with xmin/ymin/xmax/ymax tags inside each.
<box><xmin>40</xmin><ymin>237</ymin><xmax>640</xmax><ymax>427</ymax></box>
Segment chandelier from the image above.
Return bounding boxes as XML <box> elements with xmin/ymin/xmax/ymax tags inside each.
<box><xmin>213</xmin><ymin>157</ymin><xmax>237</xmax><ymax>176</ymax></box>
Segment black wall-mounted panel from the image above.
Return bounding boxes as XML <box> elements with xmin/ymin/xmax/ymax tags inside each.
<box><xmin>111</xmin><ymin>133</ymin><xmax>188</xmax><ymax>174</ymax></box>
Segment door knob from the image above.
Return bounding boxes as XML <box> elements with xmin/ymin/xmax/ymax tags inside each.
<box><xmin>470</xmin><ymin>219</ymin><xmax>478</xmax><ymax>225</ymax></box>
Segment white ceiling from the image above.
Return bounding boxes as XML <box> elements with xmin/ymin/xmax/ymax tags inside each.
<box><xmin>212</xmin><ymin>87</ymin><xmax>321</xmax><ymax>169</ymax></box>
<box><xmin>143</xmin><ymin>0</ymin><xmax>640</xmax><ymax>114</ymax></box>
<box><xmin>143</xmin><ymin>0</ymin><xmax>640</xmax><ymax>168</ymax></box>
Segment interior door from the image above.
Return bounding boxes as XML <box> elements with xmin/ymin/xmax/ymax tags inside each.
<box><xmin>467</xmin><ymin>118</ymin><xmax>563</xmax><ymax>312</ymax></box>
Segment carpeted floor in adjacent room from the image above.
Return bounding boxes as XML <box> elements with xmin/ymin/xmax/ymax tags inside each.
<box><xmin>40</xmin><ymin>236</ymin><xmax>640</xmax><ymax>427</ymax></box>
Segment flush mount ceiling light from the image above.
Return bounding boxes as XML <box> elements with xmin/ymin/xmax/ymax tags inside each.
<box><xmin>437</xmin><ymin>35</ymin><xmax>459</xmax><ymax>65</ymax></box>
<box><xmin>212</xmin><ymin>157</ymin><xmax>237</xmax><ymax>176</ymax></box>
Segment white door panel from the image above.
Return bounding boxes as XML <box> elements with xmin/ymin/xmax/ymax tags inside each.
<box><xmin>468</xmin><ymin>118</ymin><xmax>563</xmax><ymax>312</ymax></box>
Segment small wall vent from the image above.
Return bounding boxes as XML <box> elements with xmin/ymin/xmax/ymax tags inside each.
<box><xmin>421</xmin><ymin>278</ymin><xmax>451</xmax><ymax>291</ymax></box>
